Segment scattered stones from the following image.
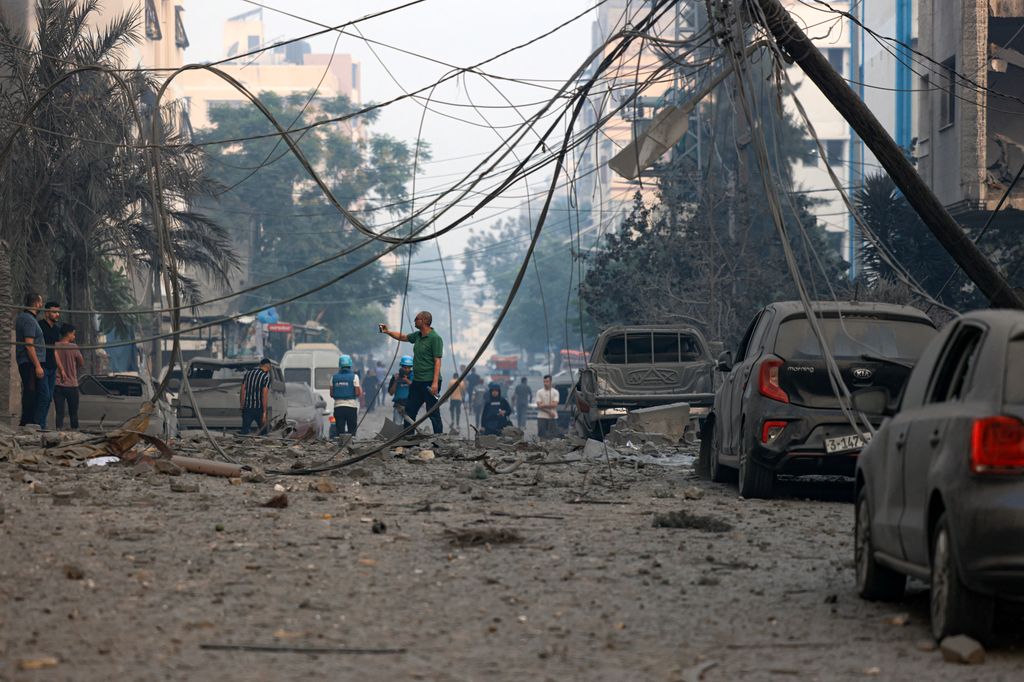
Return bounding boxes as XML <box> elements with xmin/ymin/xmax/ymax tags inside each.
<box><xmin>170</xmin><ymin>479</ymin><xmax>199</xmax><ymax>493</ymax></box>
<box><xmin>501</xmin><ymin>426</ymin><xmax>524</xmax><ymax>440</ymax></box>
<box><xmin>371</xmin><ymin>519</ymin><xmax>387</xmax><ymax>534</ymax></box>
<box><xmin>885</xmin><ymin>612</ymin><xmax>910</xmax><ymax>626</ymax></box>
<box><xmin>153</xmin><ymin>460</ymin><xmax>182</xmax><ymax>476</ymax></box>
<box><xmin>583</xmin><ymin>439</ymin><xmax>617</xmax><ymax>460</ymax></box>
<box><xmin>418</xmin><ymin>449</ymin><xmax>436</xmax><ymax>461</ymax></box>
<box><xmin>470</xmin><ymin>465</ymin><xmax>489</xmax><ymax>480</ymax></box>
<box><xmin>311</xmin><ymin>478</ymin><xmax>336</xmax><ymax>494</ymax></box>
<box><xmin>261</xmin><ymin>493</ymin><xmax>289</xmax><ymax>508</ymax></box>
<box><xmin>682</xmin><ymin>486</ymin><xmax>704</xmax><ymax>500</ymax></box>
<box><xmin>940</xmin><ymin>635</ymin><xmax>985</xmax><ymax>664</ymax></box>
<box><xmin>445</xmin><ymin>527</ymin><xmax>523</xmax><ymax>548</ymax></box>
<box><xmin>40</xmin><ymin>432</ymin><xmax>62</xmax><ymax>448</ymax></box>
<box><xmin>652</xmin><ymin>510</ymin><xmax>733</xmax><ymax>532</ymax></box>
<box><xmin>63</xmin><ymin>564</ymin><xmax>84</xmax><ymax>580</ymax></box>
<box><xmin>17</xmin><ymin>656</ymin><xmax>59</xmax><ymax>671</ymax></box>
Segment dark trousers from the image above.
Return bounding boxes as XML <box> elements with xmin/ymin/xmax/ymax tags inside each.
<box><xmin>449</xmin><ymin>399</ymin><xmax>462</xmax><ymax>427</ymax></box>
<box><xmin>516</xmin><ymin>404</ymin><xmax>529</xmax><ymax>429</ymax></box>
<box><xmin>36</xmin><ymin>367</ymin><xmax>56</xmax><ymax>428</ymax></box>
<box><xmin>240</xmin><ymin>407</ymin><xmax>265</xmax><ymax>435</ymax></box>
<box><xmin>54</xmin><ymin>386</ymin><xmax>80</xmax><ymax>429</ymax></box>
<box><xmin>334</xmin><ymin>406</ymin><xmax>358</xmax><ymax>438</ymax></box>
<box><xmin>18</xmin><ymin>362</ymin><xmax>38</xmax><ymax>426</ymax></box>
<box><xmin>537</xmin><ymin>418</ymin><xmax>558</xmax><ymax>440</ymax></box>
<box><xmin>406</xmin><ymin>381</ymin><xmax>443</xmax><ymax>434</ymax></box>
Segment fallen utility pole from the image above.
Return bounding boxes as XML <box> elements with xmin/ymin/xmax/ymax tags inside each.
<box><xmin>749</xmin><ymin>0</ymin><xmax>1024</xmax><ymax>309</ymax></box>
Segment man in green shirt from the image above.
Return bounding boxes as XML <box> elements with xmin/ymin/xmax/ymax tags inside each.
<box><xmin>380</xmin><ymin>310</ymin><xmax>444</xmax><ymax>433</ymax></box>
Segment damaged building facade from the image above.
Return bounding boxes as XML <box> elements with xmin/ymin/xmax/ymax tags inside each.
<box><xmin>917</xmin><ymin>0</ymin><xmax>1024</xmax><ymax>227</ymax></box>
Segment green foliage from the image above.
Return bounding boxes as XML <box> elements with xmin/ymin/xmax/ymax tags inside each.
<box><xmin>196</xmin><ymin>92</ymin><xmax>425</xmax><ymax>352</ymax></box>
<box><xmin>463</xmin><ymin>198</ymin><xmax>595</xmax><ymax>355</ymax></box>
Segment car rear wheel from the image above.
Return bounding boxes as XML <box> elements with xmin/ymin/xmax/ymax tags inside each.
<box><xmin>738</xmin><ymin>442</ymin><xmax>774</xmax><ymax>499</ymax></box>
<box><xmin>930</xmin><ymin>514</ymin><xmax>994</xmax><ymax>643</ymax></box>
<box><xmin>855</xmin><ymin>488</ymin><xmax>905</xmax><ymax>601</ymax></box>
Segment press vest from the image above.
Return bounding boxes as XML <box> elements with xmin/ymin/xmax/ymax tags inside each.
<box><xmin>393</xmin><ymin>371</ymin><xmax>413</xmax><ymax>401</ymax></box>
<box><xmin>331</xmin><ymin>370</ymin><xmax>356</xmax><ymax>400</ymax></box>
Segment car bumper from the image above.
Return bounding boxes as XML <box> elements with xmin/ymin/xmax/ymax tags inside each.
<box><xmin>588</xmin><ymin>394</ymin><xmax>715</xmax><ymax>422</ymax></box>
<box><xmin>948</xmin><ymin>480</ymin><xmax>1024</xmax><ymax>598</ymax></box>
<box><xmin>748</xmin><ymin>407</ymin><xmax>880</xmax><ymax>476</ymax></box>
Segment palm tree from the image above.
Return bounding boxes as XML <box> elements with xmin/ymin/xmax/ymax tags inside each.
<box><xmin>0</xmin><ymin>0</ymin><xmax>236</xmax><ymax>368</ymax></box>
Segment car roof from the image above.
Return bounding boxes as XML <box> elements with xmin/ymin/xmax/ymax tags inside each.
<box><xmin>187</xmin><ymin>356</ymin><xmax>279</xmax><ymax>367</ymax></box>
<box><xmin>767</xmin><ymin>300</ymin><xmax>934</xmax><ymax>324</ymax></box>
<box><xmin>598</xmin><ymin>324</ymin><xmax>706</xmax><ymax>335</ymax></box>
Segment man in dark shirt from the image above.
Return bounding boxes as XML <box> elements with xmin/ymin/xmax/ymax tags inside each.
<box><xmin>36</xmin><ymin>301</ymin><xmax>62</xmax><ymax>429</ymax></box>
<box><xmin>239</xmin><ymin>358</ymin><xmax>272</xmax><ymax>435</ymax></box>
<box><xmin>513</xmin><ymin>377</ymin><xmax>532</xmax><ymax>429</ymax></box>
<box><xmin>15</xmin><ymin>293</ymin><xmax>44</xmax><ymax>426</ymax></box>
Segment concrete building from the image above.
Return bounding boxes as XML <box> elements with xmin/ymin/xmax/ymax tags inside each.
<box><xmin>917</xmin><ymin>0</ymin><xmax>1024</xmax><ymax>226</ymax></box>
<box><xmin>176</xmin><ymin>8</ymin><xmax>361</xmax><ymax>129</ymax></box>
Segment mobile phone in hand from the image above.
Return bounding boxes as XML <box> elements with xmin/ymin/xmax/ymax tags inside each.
<box><xmin>378</xmin><ymin>324</ymin><xmax>386</xmax><ymax>333</ymax></box>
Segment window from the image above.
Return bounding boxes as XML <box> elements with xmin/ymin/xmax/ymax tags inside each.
<box><xmin>940</xmin><ymin>56</ymin><xmax>956</xmax><ymax>128</ymax></box>
<box><xmin>825</xmin><ymin>48</ymin><xmax>845</xmax><ymax>73</ymax></box>
<box><xmin>825</xmin><ymin>140</ymin><xmax>845</xmax><ymax>166</ymax></box>
<box><xmin>927</xmin><ymin>325</ymin><xmax>984</xmax><ymax>403</ymax></box>
<box><xmin>284</xmin><ymin>368</ymin><xmax>311</xmax><ymax>385</ymax></box>
<box><xmin>602</xmin><ymin>332</ymin><xmax>704</xmax><ymax>364</ymax></box>
<box><xmin>775</xmin><ymin>316</ymin><xmax>937</xmax><ymax>361</ymax></box>
<box><xmin>802</xmin><ymin>148</ymin><xmax>819</xmax><ymax>167</ymax></box>
<box><xmin>145</xmin><ymin>0</ymin><xmax>162</xmax><ymax>41</ymax></box>
<box><xmin>247</xmin><ymin>35</ymin><xmax>261</xmax><ymax>52</ymax></box>
<box><xmin>174</xmin><ymin>6</ymin><xmax>189</xmax><ymax>49</ymax></box>
<box><xmin>351</xmin><ymin>63</ymin><xmax>360</xmax><ymax>91</ymax></box>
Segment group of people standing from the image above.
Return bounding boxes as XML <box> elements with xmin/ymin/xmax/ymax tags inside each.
<box><xmin>15</xmin><ymin>293</ymin><xmax>85</xmax><ymax>430</ymax></box>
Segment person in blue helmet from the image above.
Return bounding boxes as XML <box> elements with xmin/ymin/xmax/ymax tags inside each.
<box><xmin>387</xmin><ymin>355</ymin><xmax>415</xmax><ymax>424</ymax></box>
<box><xmin>479</xmin><ymin>382</ymin><xmax>513</xmax><ymax>435</ymax></box>
<box><xmin>330</xmin><ymin>354</ymin><xmax>362</xmax><ymax>440</ymax></box>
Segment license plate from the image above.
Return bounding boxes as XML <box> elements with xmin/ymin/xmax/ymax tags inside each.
<box><xmin>825</xmin><ymin>432</ymin><xmax>872</xmax><ymax>454</ymax></box>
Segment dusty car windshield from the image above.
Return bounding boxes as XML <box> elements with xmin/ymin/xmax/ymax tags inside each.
<box><xmin>187</xmin><ymin>363</ymin><xmax>254</xmax><ymax>380</ymax></box>
<box><xmin>284</xmin><ymin>368</ymin><xmax>311</xmax><ymax>385</ymax></box>
<box><xmin>775</xmin><ymin>316</ymin><xmax>935</xmax><ymax>361</ymax></box>
<box><xmin>286</xmin><ymin>384</ymin><xmax>313</xmax><ymax>406</ymax></box>
<box><xmin>600</xmin><ymin>332</ymin><xmax>703</xmax><ymax>364</ymax></box>
<box><xmin>1006</xmin><ymin>339</ymin><xmax>1024</xmax><ymax>404</ymax></box>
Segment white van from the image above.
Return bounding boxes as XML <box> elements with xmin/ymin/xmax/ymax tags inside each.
<box><xmin>280</xmin><ymin>343</ymin><xmax>341</xmax><ymax>436</ymax></box>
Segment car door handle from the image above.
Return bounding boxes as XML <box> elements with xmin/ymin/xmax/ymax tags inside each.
<box><xmin>895</xmin><ymin>433</ymin><xmax>906</xmax><ymax>450</ymax></box>
<box><xmin>929</xmin><ymin>430</ymin><xmax>941</xmax><ymax>447</ymax></box>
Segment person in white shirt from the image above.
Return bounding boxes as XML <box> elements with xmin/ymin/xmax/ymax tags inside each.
<box><xmin>534</xmin><ymin>374</ymin><xmax>560</xmax><ymax>440</ymax></box>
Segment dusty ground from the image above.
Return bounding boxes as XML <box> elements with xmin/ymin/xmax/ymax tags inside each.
<box><xmin>2</xmin><ymin>416</ymin><xmax>1024</xmax><ymax>681</ymax></box>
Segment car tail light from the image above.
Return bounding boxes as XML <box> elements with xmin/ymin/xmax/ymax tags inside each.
<box><xmin>761</xmin><ymin>420</ymin><xmax>788</xmax><ymax>444</ymax></box>
<box><xmin>758</xmin><ymin>357</ymin><xmax>789</xmax><ymax>403</ymax></box>
<box><xmin>971</xmin><ymin>416</ymin><xmax>1024</xmax><ymax>473</ymax></box>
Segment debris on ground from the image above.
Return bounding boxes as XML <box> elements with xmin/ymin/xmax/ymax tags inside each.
<box><xmin>444</xmin><ymin>527</ymin><xmax>523</xmax><ymax>547</ymax></box>
<box><xmin>652</xmin><ymin>510</ymin><xmax>733</xmax><ymax>532</ymax></box>
<box><xmin>261</xmin><ymin>493</ymin><xmax>289</xmax><ymax>508</ymax></box>
<box><xmin>939</xmin><ymin>635</ymin><xmax>985</xmax><ymax>664</ymax></box>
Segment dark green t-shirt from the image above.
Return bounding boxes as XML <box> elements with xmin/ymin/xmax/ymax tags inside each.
<box><xmin>406</xmin><ymin>329</ymin><xmax>443</xmax><ymax>382</ymax></box>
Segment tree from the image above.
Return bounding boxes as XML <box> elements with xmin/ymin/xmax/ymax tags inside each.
<box><xmin>581</xmin><ymin>69</ymin><xmax>848</xmax><ymax>348</ymax></box>
<box><xmin>196</xmin><ymin>92</ymin><xmax>426</xmax><ymax>353</ymax></box>
<box><xmin>463</xmin><ymin>197</ymin><xmax>596</xmax><ymax>360</ymax></box>
<box><xmin>0</xmin><ymin>0</ymin><xmax>237</xmax><ymax>362</ymax></box>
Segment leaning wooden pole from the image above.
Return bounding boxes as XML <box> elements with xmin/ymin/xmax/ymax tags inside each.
<box><xmin>749</xmin><ymin>0</ymin><xmax>1024</xmax><ymax>309</ymax></box>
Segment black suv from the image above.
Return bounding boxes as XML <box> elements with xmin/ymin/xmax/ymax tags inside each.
<box><xmin>699</xmin><ymin>301</ymin><xmax>937</xmax><ymax>498</ymax></box>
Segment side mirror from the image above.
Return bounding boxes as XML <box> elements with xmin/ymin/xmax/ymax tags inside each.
<box><xmin>716</xmin><ymin>350</ymin><xmax>733</xmax><ymax>373</ymax></box>
<box><xmin>851</xmin><ymin>387</ymin><xmax>893</xmax><ymax>416</ymax></box>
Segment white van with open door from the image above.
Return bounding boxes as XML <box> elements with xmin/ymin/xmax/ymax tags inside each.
<box><xmin>281</xmin><ymin>343</ymin><xmax>341</xmax><ymax>437</ymax></box>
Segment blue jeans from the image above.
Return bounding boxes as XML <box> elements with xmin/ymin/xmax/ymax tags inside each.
<box><xmin>240</xmin><ymin>407</ymin><xmax>265</xmax><ymax>435</ymax></box>
<box><xmin>35</xmin><ymin>367</ymin><xmax>56</xmax><ymax>429</ymax></box>
<box><xmin>405</xmin><ymin>381</ymin><xmax>443</xmax><ymax>434</ymax></box>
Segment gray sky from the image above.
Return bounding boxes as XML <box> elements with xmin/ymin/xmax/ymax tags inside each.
<box><xmin>183</xmin><ymin>1</ymin><xmax>596</xmax><ymax>253</ymax></box>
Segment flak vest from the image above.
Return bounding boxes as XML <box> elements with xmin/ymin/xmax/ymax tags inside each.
<box><xmin>331</xmin><ymin>370</ymin><xmax>356</xmax><ymax>400</ymax></box>
<box><xmin>393</xmin><ymin>371</ymin><xmax>413</xmax><ymax>401</ymax></box>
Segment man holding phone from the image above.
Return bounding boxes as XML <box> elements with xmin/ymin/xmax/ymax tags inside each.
<box><xmin>379</xmin><ymin>311</ymin><xmax>444</xmax><ymax>434</ymax></box>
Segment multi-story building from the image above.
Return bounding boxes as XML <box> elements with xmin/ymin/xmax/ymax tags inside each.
<box><xmin>917</xmin><ymin>0</ymin><xmax>1024</xmax><ymax>226</ymax></box>
<box><xmin>176</xmin><ymin>8</ymin><xmax>361</xmax><ymax>129</ymax></box>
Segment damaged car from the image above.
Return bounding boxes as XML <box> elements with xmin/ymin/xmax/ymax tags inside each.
<box><xmin>77</xmin><ymin>374</ymin><xmax>177</xmax><ymax>440</ymax></box>
<box><xmin>700</xmin><ymin>301</ymin><xmax>937</xmax><ymax>498</ymax></box>
<box><xmin>571</xmin><ymin>325</ymin><xmax>715</xmax><ymax>439</ymax></box>
<box><xmin>175</xmin><ymin>357</ymin><xmax>287</xmax><ymax>432</ymax></box>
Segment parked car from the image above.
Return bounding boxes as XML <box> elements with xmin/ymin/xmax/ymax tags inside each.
<box><xmin>175</xmin><ymin>357</ymin><xmax>287</xmax><ymax>432</ymax></box>
<box><xmin>854</xmin><ymin>309</ymin><xmax>1024</xmax><ymax>642</ymax></box>
<box><xmin>699</xmin><ymin>301</ymin><xmax>938</xmax><ymax>498</ymax></box>
<box><xmin>77</xmin><ymin>374</ymin><xmax>176</xmax><ymax>440</ymax></box>
<box><xmin>285</xmin><ymin>382</ymin><xmax>329</xmax><ymax>439</ymax></box>
<box><xmin>571</xmin><ymin>325</ymin><xmax>715</xmax><ymax>439</ymax></box>
<box><xmin>280</xmin><ymin>343</ymin><xmax>340</xmax><ymax>428</ymax></box>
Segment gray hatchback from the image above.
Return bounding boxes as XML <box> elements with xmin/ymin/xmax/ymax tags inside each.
<box><xmin>855</xmin><ymin>309</ymin><xmax>1024</xmax><ymax>643</ymax></box>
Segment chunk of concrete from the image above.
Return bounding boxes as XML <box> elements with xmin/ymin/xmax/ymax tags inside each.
<box><xmin>940</xmin><ymin>635</ymin><xmax>985</xmax><ymax>664</ymax></box>
<box><xmin>626</xmin><ymin>402</ymin><xmax>690</xmax><ymax>443</ymax></box>
<box><xmin>583</xmin><ymin>438</ymin><xmax>617</xmax><ymax>459</ymax></box>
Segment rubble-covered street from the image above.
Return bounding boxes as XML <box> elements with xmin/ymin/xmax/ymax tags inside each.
<box><xmin>3</xmin><ymin>419</ymin><xmax>1022</xmax><ymax>681</ymax></box>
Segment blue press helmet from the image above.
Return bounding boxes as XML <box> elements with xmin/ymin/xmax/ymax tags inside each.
<box><xmin>399</xmin><ymin>355</ymin><xmax>414</xmax><ymax>367</ymax></box>
<box><xmin>338</xmin><ymin>354</ymin><xmax>353</xmax><ymax>368</ymax></box>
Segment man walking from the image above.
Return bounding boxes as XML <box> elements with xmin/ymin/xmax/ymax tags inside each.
<box><xmin>331</xmin><ymin>354</ymin><xmax>361</xmax><ymax>440</ymax></box>
<box><xmin>447</xmin><ymin>371</ymin><xmax>464</xmax><ymax>429</ymax></box>
<box><xmin>513</xmin><ymin>377</ymin><xmax>532</xmax><ymax>430</ymax></box>
<box><xmin>362</xmin><ymin>370</ymin><xmax>378</xmax><ymax>413</ymax></box>
<box><xmin>239</xmin><ymin>358</ymin><xmax>272</xmax><ymax>435</ymax></box>
<box><xmin>535</xmin><ymin>374</ymin><xmax>560</xmax><ymax>440</ymax></box>
<box><xmin>15</xmin><ymin>293</ymin><xmax>45</xmax><ymax>427</ymax></box>
<box><xmin>380</xmin><ymin>311</ymin><xmax>443</xmax><ymax>434</ymax></box>
<box><xmin>36</xmin><ymin>301</ymin><xmax>62</xmax><ymax>429</ymax></box>
<box><xmin>53</xmin><ymin>323</ymin><xmax>84</xmax><ymax>430</ymax></box>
